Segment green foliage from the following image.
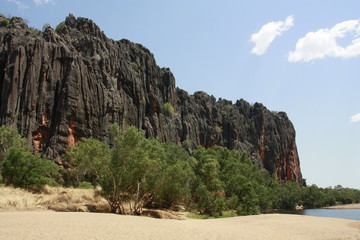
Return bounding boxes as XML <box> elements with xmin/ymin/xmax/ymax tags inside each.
<box><xmin>28</xmin><ymin>27</ymin><xmax>40</xmax><ymax>34</ymax></box>
<box><xmin>163</xmin><ymin>102</ymin><xmax>174</xmax><ymax>117</ymax></box>
<box><xmin>65</xmin><ymin>125</ymin><xmax>196</xmax><ymax>214</ymax></box>
<box><xmin>225</xmin><ymin>104</ymin><xmax>233</xmax><ymax>110</ymax></box>
<box><xmin>305</xmin><ymin>185</ymin><xmax>360</xmax><ymax>207</ymax></box>
<box><xmin>0</xmin><ymin>125</ymin><xmax>27</xmax><ymax>165</ymax></box>
<box><xmin>4</xmin><ymin>120</ymin><xmax>360</xmax><ymax>217</ymax></box>
<box><xmin>63</xmin><ymin>138</ymin><xmax>110</xmax><ymax>185</ymax></box>
<box><xmin>1</xmin><ymin>18</ymin><xmax>9</xmax><ymax>27</ymax></box>
<box><xmin>302</xmin><ymin>184</ymin><xmax>326</xmax><ymax>208</ymax></box>
<box><xmin>272</xmin><ymin>181</ymin><xmax>302</xmax><ymax>210</ymax></box>
<box><xmin>55</xmin><ymin>21</ymin><xmax>66</xmax><ymax>33</ymax></box>
<box><xmin>78</xmin><ymin>181</ymin><xmax>93</xmax><ymax>189</ymax></box>
<box><xmin>2</xmin><ymin>147</ymin><xmax>59</xmax><ymax>189</ymax></box>
<box><xmin>0</xmin><ymin>125</ymin><xmax>59</xmax><ymax>190</ymax></box>
<box><xmin>215</xmin><ymin>125</ymin><xmax>223</xmax><ymax>134</ymax></box>
<box><xmin>150</xmin><ymin>142</ymin><xmax>195</xmax><ymax>209</ymax></box>
<box><xmin>246</xmin><ymin>121</ymin><xmax>255</xmax><ymax>131</ymax></box>
<box><xmin>130</xmin><ymin>62</ymin><xmax>140</xmax><ymax>73</ymax></box>
<box><xmin>55</xmin><ymin>124</ymin><xmax>360</xmax><ymax>216</ymax></box>
<box><xmin>101</xmin><ymin>125</ymin><xmax>158</xmax><ymax>213</ymax></box>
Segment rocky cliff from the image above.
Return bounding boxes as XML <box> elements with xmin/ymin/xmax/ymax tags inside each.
<box><xmin>0</xmin><ymin>14</ymin><xmax>302</xmax><ymax>182</ymax></box>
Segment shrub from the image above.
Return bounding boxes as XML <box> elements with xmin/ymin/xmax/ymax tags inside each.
<box><xmin>215</xmin><ymin>125</ymin><xmax>223</xmax><ymax>134</ymax></box>
<box><xmin>63</xmin><ymin>138</ymin><xmax>110</xmax><ymax>185</ymax></box>
<box><xmin>163</xmin><ymin>102</ymin><xmax>174</xmax><ymax>116</ymax></box>
<box><xmin>130</xmin><ymin>62</ymin><xmax>140</xmax><ymax>73</ymax></box>
<box><xmin>150</xmin><ymin>142</ymin><xmax>195</xmax><ymax>209</ymax></box>
<box><xmin>0</xmin><ymin>125</ymin><xmax>27</xmax><ymax>166</ymax></box>
<box><xmin>78</xmin><ymin>181</ymin><xmax>93</xmax><ymax>189</ymax></box>
<box><xmin>55</xmin><ymin>21</ymin><xmax>66</xmax><ymax>33</ymax></box>
<box><xmin>2</xmin><ymin>147</ymin><xmax>60</xmax><ymax>190</ymax></box>
<box><xmin>0</xmin><ymin>18</ymin><xmax>9</xmax><ymax>27</ymax></box>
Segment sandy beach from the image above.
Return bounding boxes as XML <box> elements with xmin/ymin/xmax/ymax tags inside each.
<box><xmin>324</xmin><ymin>203</ymin><xmax>360</xmax><ymax>209</ymax></box>
<box><xmin>0</xmin><ymin>212</ymin><xmax>359</xmax><ymax>240</ymax></box>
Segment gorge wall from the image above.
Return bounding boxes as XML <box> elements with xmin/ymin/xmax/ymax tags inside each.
<box><xmin>0</xmin><ymin>14</ymin><xmax>302</xmax><ymax>182</ymax></box>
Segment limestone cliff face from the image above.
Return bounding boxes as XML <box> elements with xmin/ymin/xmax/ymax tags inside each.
<box><xmin>0</xmin><ymin>14</ymin><xmax>302</xmax><ymax>182</ymax></box>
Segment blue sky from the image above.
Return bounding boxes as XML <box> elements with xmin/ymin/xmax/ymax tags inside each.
<box><xmin>2</xmin><ymin>0</ymin><xmax>360</xmax><ymax>189</ymax></box>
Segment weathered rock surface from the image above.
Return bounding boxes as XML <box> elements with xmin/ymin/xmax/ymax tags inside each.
<box><xmin>0</xmin><ymin>14</ymin><xmax>302</xmax><ymax>182</ymax></box>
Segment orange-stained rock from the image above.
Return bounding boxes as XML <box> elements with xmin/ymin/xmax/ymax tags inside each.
<box><xmin>0</xmin><ymin>14</ymin><xmax>302</xmax><ymax>182</ymax></box>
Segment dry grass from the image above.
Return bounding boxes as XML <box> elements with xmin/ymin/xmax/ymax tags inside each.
<box><xmin>0</xmin><ymin>186</ymin><xmax>188</xmax><ymax>219</ymax></box>
<box><xmin>0</xmin><ymin>185</ymin><xmax>110</xmax><ymax>212</ymax></box>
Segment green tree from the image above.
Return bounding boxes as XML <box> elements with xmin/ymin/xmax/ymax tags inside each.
<box><xmin>63</xmin><ymin>125</ymin><xmax>195</xmax><ymax>214</ymax></box>
<box><xmin>63</xmin><ymin>137</ymin><xmax>110</xmax><ymax>185</ymax></box>
<box><xmin>0</xmin><ymin>125</ymin><xmax>27</xmax><ymax>165</ymax></box>
<box><xmin>193</xmin><ymin>147</ymin><xmax>225</xmax><ymax>216</ymax></box>
<box><xmin>0</xmin><ymin>18</ymin><xmax>9</xmax><ymax>27</ymax></box>
<box><xmin>100</xmin><ymin>125</ymin><xmax>159</xmax><ymax>214</ymax></box>
<box><xmin>151</xmin><ymin>142</ymin><xmax>195</xmax><ymax>209</ymax></box>
<box><xmin>55</xmin><ymin>21</ymin><xmax>66</xmax><ymax>33</ymax></box>
<box><xmin>215</xmin><ymin>146</ymin><xmax>266</xmax><ymax>215</ymax></box>
<box><xmin>273</xmin><ymin>181</ymin><xmax>302</xmax><ymax>210</ymax></box>
<box><xmin>302</xmin><ymin>184</ymin><xmax>326</xmax><ymax>208</ymax></box>
<box><xmin>2</xmin><ymin>147</ymin><xmax>59</xmax><ymax>189</ymax></box>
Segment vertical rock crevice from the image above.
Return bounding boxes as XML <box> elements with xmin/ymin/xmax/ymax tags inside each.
<box><xmin>0</xmin><ymin>14</ymin><xmax>302</xmax><ymax>182</ymax></box>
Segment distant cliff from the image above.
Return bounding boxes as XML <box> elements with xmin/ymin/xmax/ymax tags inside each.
<box><xmin>0</xmin><ymin>14</ymin><xmax>302</xmax><ymax>182</ymax></box>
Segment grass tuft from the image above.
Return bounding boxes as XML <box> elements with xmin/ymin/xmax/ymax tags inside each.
<box><xmin>0</xmin><ymin>185</ymin><xmax>110</xmax><ymax>212</ymax></box>
<box><xmin>187</xmin><ymin>210</ymin><xmax>237</xmax><ymax>219</ymax></box>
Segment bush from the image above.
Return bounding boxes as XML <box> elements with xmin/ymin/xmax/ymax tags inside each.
<box><xmin>2</xmin><ymin>147</ymin><xmax>60</xmax><ymax>190</ymax></box>
<box><xmin>0</xmin><ymin>125</ymin><xmax>27</xmax><ymax>169</ymax></box>
<box><xmin>55</xmin><ymin>21</ymin><xmax>66</xmax><ymax>33</ymax></box>
<box><xmin>150</xmin><ymin>142</ymin><xmax>195</xmax><ymax>208</ymax></box>
<box><xmin>63</xmin><ymin>138</ymin><xmax>110</xmax><ymax>185</ymax></box>
<box><xmin>0</xmin><ymin>18</ymin><xmax>9</xmax><ymax>27</ymax></box>
<box><xmin>163</xmin><ymin>102</ymin><xmax>174</xmax><ymax>117</ymax></box>
<box><xmin>78</xmin><ymin>181</ymin><xmax>93</xmax><ymax>189</ymax></box>
<box><xmin>130</xmin><ymin>62</ymin><xmax>139</xmax><ymax>73</ymax></box>
<box><xmin>215</xmin><ymin>125</ymin><xmax>223</xmax><ymax>134</ymax></box>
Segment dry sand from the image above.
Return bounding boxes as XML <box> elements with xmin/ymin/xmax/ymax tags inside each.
<box><xmin>0</xmin><ymin>212</ymin><xmax>359</xmax><ymax>240</ymax></box>
<box><xmin>325</xmin><ymin>203</ymin><xmax>360</xmax><ymax>209</ymax></box>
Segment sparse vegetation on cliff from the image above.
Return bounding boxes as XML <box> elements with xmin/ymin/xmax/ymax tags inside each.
<box><xmin>130</xmin><ymin>62</ymin><xmax>140</xmax><ymax>73</ymax></box>
<box><xmin>163</xmin><ymin>102</ymin><xmax>175</xmax><ymax>116</ymax></box>
<box><xmin>55</xmin><ymin>21</ymin><xmax>66</xmax><ymax>33</ymax></box>
<box><xmin>0</xmin><ymin>14</ymin><xmax>303</xmax><ymax>183</ymax></box>
<box><xmin>0</xmin><ymin>18</ymin><xmax>9</xmax><ymax>27</ymax></box>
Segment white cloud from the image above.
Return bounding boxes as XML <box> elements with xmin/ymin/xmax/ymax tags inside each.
<box><xmin>250</xmin><ymin>15</ymin><xmax>294</xmax><ymax>55</ymax></box>
<box><xmin>289</xmin><ymin>20</ymin><xmax>360</xmax><ymax>62</ymax></box>
<box><xmin>33</xmin><ymin>0</ymin><xmax>54</xmax><ymax>5</ymax></box>
<box><xmin>7</xmin><ymin>0</ymin><xmax>29</xmax><ymax>11</ymax></box>
<box><xmin>350</xmin><ymin>113</ymin><xmax>360</xmax><ymax>123</ymax></box>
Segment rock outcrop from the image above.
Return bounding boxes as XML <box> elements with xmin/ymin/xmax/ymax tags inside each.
<box><xmin>0</xmin><ymin>14</ymin><xmax>302</xmax><ymax>182</ymax></box>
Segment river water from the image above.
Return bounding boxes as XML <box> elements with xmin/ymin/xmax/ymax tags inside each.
<box><xmin>282</xmin><ymin>209</ymin><xmax>360</xmax><ymax>221</ymax></box>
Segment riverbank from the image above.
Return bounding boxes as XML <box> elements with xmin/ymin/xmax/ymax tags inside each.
<box><xmin>0</xmin><ymin>211</ymin><xmax>359</xmax><ymax>240</ymax></box>
<box><xmin>324</xmin><ymin>203</ymin><xmax>360</xmax><ymax>209</ymax></box>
